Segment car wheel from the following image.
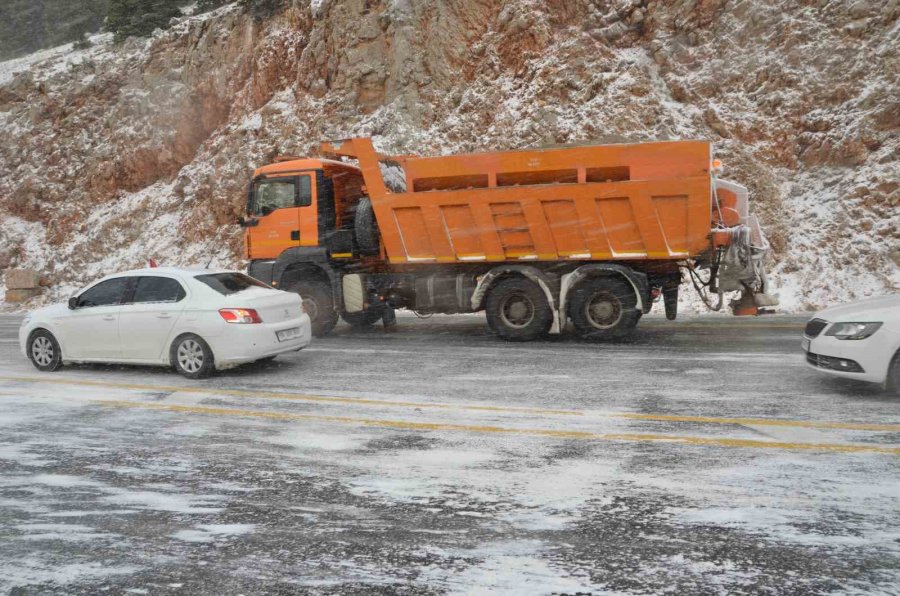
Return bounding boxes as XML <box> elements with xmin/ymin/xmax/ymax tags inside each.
<box><xmin>287</xmin><ymin>280</ymin><xmax>338</xmax><ymax>337</ymax></box>
<box><xmin>170</xmin><ymin>334</ymin><xmax>215</xmax><ymax>379</ymax></box>
<box><xmin>485</xmin><ymin>277</ymin><xmax>553</xmax><ymax>342</ymax></box>
<box><xmin>27</xmin><ymin>329</ymin><xmax>63</xmax><ymax>372</ymax></box>
<box><xmin>887</xmin><ymin>350</ymin><xmax>900</xmax><ymax>396</ymax></box>
<box><xmin>569</xmin><ymin>276</ymin><xmax>641</xmax><ymax>340</ymax></box>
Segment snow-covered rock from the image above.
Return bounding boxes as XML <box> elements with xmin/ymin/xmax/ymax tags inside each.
<box><xmin>0</xmin><ymin>0</ymin><xmax>897</xmax><ymax>311</ymax></box>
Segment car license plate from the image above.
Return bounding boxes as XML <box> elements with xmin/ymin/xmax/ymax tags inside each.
<box><xmin>277</xmin><ymin>327</ymin><xmax>300</xmax><ymax>342</ymax></box>
<box><xmin>801</xmin><ymin>338</ymin><xmax>810</xmax><ymax>352</ymax></box>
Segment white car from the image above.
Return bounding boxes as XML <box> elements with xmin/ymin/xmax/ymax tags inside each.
<box><xmin>19</xmin><ymin>267</ymin><xmax>312</xmax><ymax>378</ymax></box>
<box><xmin>802</xmin><ymin>294</ymin><xmax>900</xmax><ymax>392</ymax></box>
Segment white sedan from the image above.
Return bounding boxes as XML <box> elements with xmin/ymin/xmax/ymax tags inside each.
<box><xmin>802</xmin><ymin>294</ymin><xmax>900</xmax><ymax>392</ymax></box>
<box><xmin>19</xmin><ymin>267</ymin><xmax>312</xmax><ymax>378</ymax></box>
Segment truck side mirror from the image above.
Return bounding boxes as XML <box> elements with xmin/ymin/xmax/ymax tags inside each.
<box><xmin>68</xmin><ymin>296</ymin><xmax>79</xmax><ymax>310</ymax></box>
<box><xmin>238</xmin><ymin>217</ymin><xmax>259</xmax><ymax>228</ymax></box>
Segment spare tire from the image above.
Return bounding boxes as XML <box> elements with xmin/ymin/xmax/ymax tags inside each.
<box><xmin>355</xmin><ymin>197</ymin><xmax>380</xmax><ymax>256</ymax></box>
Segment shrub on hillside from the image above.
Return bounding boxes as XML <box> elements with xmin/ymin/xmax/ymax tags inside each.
<box><xmin>106</xmin><ymin>0</ymin><xmax>181</xmax><ymax>42</ymax></box>
<box><xmin>240</xmin><ymin>0</ymin><xmax>287</xmax><ymax>20</ymax></box>
<box><xmin>197</xmin><ymin>0</ymin><xmax>287</xmax><ymax>18</ymax></box>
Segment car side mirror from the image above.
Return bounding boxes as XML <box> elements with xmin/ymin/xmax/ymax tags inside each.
<box><xmin>68</xmin><ymin>296</ymin><xmax>79</xmax><ymax>310</ymax></box>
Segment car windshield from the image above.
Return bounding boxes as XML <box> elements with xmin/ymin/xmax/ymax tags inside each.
<box><xmin>194</xmin><ymin>272</ymin><xmax>270</xmax><ymax>296</ymax></box>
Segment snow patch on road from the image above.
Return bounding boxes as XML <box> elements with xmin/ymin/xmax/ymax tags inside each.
<box><xmin>173</xmin><ymin>523</ymin><xmax>256</xmax><ymax>543</ymax></box>
<box><xmin>15</xmin><ymin>522</ymin><xmax>116</xmax><ymax>542</ymax></box>
<box><xmin>0</xmin><ymin>443</ymin><xmax>53</xmax><ymax>467</ymax></box>
<box><xmin>101</xmin><ymin>487</ymin><xmax>224</xmax><ymax>514</ymax></box>
<box><xmin>0</xmin><ymin>560</ymin><xmax>140</xmax><ymax>593</ymax></box>
<box><xmin>421</xmin><ymin>539</ymin><xmax>599</xmax><ymax>595</ymax></box>
<box><xmin>266</xmin><ymin>427</ymin><xmax>368</xmax><ymax>453</ymax></box>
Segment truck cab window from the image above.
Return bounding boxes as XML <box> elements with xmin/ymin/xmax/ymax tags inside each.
<box><xmin>297</xmin><ymin>175</ymin><xmax>312</xmax><ymax>206</ymax></box>
<box><xmin>251</xmin><ymin>176</ymin><xmax>312</xmax><ymax>215</ymax></box>
<box><xmin>253</xmin><ymin>178</ymin><xmax>296</xmax><ymax>216</ymax></box>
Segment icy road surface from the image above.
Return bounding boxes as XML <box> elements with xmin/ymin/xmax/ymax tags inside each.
<box><xmin>0</xmin><ymin>312</ymin><xmax>898</xmax><ymax>594</ymax></box>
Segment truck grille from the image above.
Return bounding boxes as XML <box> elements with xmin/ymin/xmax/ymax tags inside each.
<box><xmin>804</xmin><ymin>318</ymin><xmax>828</xmax><ymax>338</ymax></box>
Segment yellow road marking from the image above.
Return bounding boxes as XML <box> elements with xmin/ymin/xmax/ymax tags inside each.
<box><xmin>619</xmin><ymin>413</ymin><xmax>900</xmax><ymax>433</ymax></box>
<box><xmin>2</xmin><ymin>375</ymin><xmax>898</xmax><ymax>432</ymax></box>
<box><xmin>94</xmin><ymin>399</ymin><xmax>900</xmax><ymax>455</ymax></box>
<box><xmin>0</xmin><ymin>375</ymin><xmax>581</xmax><ymax>417</ymax></box>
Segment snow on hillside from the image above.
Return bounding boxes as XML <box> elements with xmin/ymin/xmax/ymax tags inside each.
<box><xmin>0</xmin><ymin>0</ymin><xmax>897</xmax><ymax>312</ymax></box>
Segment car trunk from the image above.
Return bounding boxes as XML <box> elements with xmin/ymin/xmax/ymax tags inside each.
<box><xmin>225</xmin><ymin>288</ymin><xmax>304</xmax><ymax>325</ymax></box>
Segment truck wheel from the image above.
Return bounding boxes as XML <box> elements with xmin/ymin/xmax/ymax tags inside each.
<box><xmin>355</xmin><ymin>197</ymin><xmax>380</xmax><ymax>256</ymax></box>
<box><xmin>288</xmin><ymin>281</ymin><xmax>338</xmax><ymax>337</ymax></box>
<box><xmin>485</xmin><ymin>278</ymin><xmax>553</xmax><ymax>342</ymax></box>
<box><xmin>341</xmin><ymin>308</ymin><xmax>383</xmax><ymax>329</ymax></box>
<box><xmin>569</xmin><ymin>276</ymin><xmax>640</xmax><ymax>340</ymax></box>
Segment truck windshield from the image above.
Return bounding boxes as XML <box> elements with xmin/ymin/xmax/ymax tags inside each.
<box><xmin>195</xmin><ymin>272</ymin><xmax>271</xmax><ymax>295</ymax></box>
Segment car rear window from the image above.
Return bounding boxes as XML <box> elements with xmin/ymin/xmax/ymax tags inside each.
<box><xmin>195</xmin><ymin>272</ymin><xmax>270</xmax><ymax>296</ymax></box>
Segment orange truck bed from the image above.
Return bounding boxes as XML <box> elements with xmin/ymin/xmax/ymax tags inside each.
<box><xmin>322</xmin><ymin>138</ymin><xmax>717</xmax><ymax>265</ymax></box>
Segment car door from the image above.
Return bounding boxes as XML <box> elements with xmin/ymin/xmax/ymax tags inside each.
<box><xmin>118</xmin><ymin>275</ymin><xmax>188</xmax><ymax>361</ymax></box>
<box><xmin>62</xmin><ymin>276</ymin><xmax>132</xmax><ymax>360</ymax></box>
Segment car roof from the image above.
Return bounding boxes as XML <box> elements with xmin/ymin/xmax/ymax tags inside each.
<box><xmin>103</xmin><ymin>267</ymin><xmax>237</xmax><ymax>278</ymax></box>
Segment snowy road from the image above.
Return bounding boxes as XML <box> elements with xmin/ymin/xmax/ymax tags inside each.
<box><xmin>1</xmin><ymin>312</ymin><xmax>898</xmax><ymax>594</ymax></box>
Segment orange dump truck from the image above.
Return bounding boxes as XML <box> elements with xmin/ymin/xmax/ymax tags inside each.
<box><xmin>241</xmin><ymin>137</ymin><xmax>776</xmax><ymax>339</ymax></box>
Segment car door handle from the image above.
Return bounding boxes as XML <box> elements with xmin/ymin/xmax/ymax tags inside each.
<box><xmin>157</xmin><ymin>313</ymin><xmax>171</xmax><ymax>319</ymax></box>
<box><xmin>102</xmin><ymin>315</ymin><xmax>116</xmax><ymax>321</ymax></box>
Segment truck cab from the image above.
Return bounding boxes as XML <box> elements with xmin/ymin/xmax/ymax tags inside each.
<box><xmin>242</xmin><ymin>157</ymin><xmax>376</xmax><ymax>336</ymax></box>
<box><xmin>243</xmin><ymin>158</ymin><xmax>363</xmax><ymax>261</ymax></box>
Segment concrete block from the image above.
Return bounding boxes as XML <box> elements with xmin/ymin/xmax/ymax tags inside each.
<box><xmin>5</xmin><ymin>288</ymin><xmax>42</xmax><ymax>302</ymax></box>
<box><xmin>5</xmin><ymin>268</ymin><xmax>39</xmax><ymax>289</ymax></box>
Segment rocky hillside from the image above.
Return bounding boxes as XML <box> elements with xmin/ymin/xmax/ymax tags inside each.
<box><xmin>0</xmin><ymin>0</ymin><xmax>897</xmax><ymax>310</ymax></box>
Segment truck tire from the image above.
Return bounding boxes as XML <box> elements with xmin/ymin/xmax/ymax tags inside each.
<box><xmin>485</xmin><ymin>277</ymin><xmax>553</xmax><ymax>342</ymax></box>
<box><xmin>355</xmin><ymin>197</ymin><xmax>380</xmax><ymax>256</ymax></box>
<box><xmin>341</xmin><ymin>308</ymin><xmax>384</xmax><ymax>329</ymax></box>
<box><xmin>569</xmin><ymin>276</ymin><xmax>640</xmax><ymax>340</ymax></box>
<box><xmin>287</xmin><ymin>280</ymin><xmax>338</xmax><ymax>337</ymax></box>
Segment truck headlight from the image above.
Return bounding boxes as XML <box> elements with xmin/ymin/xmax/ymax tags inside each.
<box><xmin>825</xmin><ymin>322</ymin><xmax>882</xmax><ymax>340</ymax></box>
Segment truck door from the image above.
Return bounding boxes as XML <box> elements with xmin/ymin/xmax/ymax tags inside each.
<box><xmin>247</xmin><ymin>174</ymin><xmax>315</xmax><ymax>259</ymax></box>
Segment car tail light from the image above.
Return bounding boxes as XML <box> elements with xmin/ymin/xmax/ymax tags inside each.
<box><xmin>219</xmin><ymin>308</ymin><xmax>262</xmax><ymax>324</ymax></box>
